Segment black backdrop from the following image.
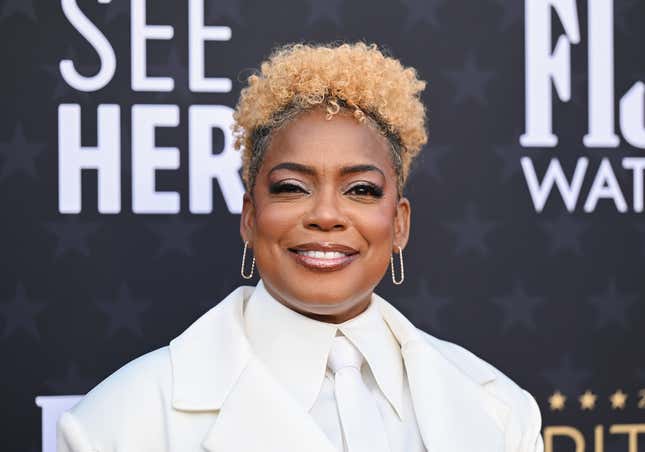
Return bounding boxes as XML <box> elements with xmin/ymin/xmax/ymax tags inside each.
<box><xmin>1</xmin><ymin>1</ymin><xmax>644</xmax><ymax>451</ymax></box>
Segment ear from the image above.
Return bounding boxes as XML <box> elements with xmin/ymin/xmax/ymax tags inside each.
<box><xmin>393</xmin><ymin>196</ymin><xmax>411</xmax><ymax>252</ymax></box>
<box><xmin>240</xmin><ymin>192</ymin><xmax>255</xmax><ymax>244</ymax></box>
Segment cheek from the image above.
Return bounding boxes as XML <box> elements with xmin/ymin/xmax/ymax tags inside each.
<box><xmin>353</xmin><ymin>205</ymin><xmax>396</xmax><ymax>245</ymax></box>
<box><xmin>254</xmin><ymin>203</ymin><xmax>302</xmax><ymax>242</ymax></box>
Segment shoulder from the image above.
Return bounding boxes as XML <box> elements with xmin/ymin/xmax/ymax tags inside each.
<box><xmin>57</xmin><ymin>347</ymin><xmax>172</xmax><ymax>452</ymax></box>
<box><xmin>417</xmin><ymin>329</ymin><xmax>544</xmax><ymax>451</ymax></box>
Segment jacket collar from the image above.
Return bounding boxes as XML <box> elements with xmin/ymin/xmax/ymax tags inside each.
<box><xmin>244</xmin><ymin>279</ymin><xmax>405</xmax><ymax>418</ymax></box>
<box><xmin>168</xmin><ymin>284</ymin><xmax>510</xmax><ymax>452</ymax></box>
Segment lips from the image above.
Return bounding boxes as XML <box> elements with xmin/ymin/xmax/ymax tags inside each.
<box><xmin>287</xmin><ymin>242</ymin><xmax>359</xmax><ymax>272</ymax></box>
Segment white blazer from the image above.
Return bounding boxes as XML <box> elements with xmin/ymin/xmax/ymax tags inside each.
<box><xmin>57</xmin><ymin>285</ymin><xmax>544</xmax><ymax>452</ymax></box>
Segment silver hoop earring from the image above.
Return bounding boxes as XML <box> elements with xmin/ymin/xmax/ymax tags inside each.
<box><xmin>240</xmin><ymin>240</ymin><xmax>255</xmax><ymax>279</ymax></box>
<box><xmin>390</xmin><ymin>245</ymin><xmax>404</xmax><ymax>285</ymax></box>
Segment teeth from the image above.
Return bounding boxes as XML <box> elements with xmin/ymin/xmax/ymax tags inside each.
<box><xmin>296</xmin><ymin>250</ymin><xmax>348</xmax><ymax>259</ymax></box>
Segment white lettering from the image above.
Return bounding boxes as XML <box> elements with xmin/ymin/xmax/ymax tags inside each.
<box><xmin>132</xmin><ymin>105</ymin><xmax>180</xmax><ymax>213</ymax></box>
<box><xmin>520</xmin><ymin>0</ymin><xmax>580</xmax><ymax>147</ymax></box>
<box><xmin>60</xmin><ymin>0</ymin><xmax>116</xmax><ymax>91</ymax></box>
<box><xmin>189</xmin><ymin>105</ymin><xmax>243</xmax><ymax>213</ymax></box>
<box><xmin>131</xmin><ymin>0</ymin><xmax>174</xmax><ymax>91</ymax></box>
<box><xmin>620</xmin><ymin>82</ymin><xmax>645</xmax><ymax>149</ymax></box>
<box><xmin>521</xmin><ymin>156</ymin><xmax>588</xmax><ymax>212</ymax></box>
<box><xmin>622</xmin><ymin>157</ymin><xmax>645</xmax><ymax>212</ymax></box>
<box><xmin>583</xmin><ymin>0</ymin><xmax>619</xmax><ymax>147</ymax></box>
<box><xmin>584</xmin><ymin>158</ymin><xmax>627</xmax><ymax>212</ymax></box>
<box><xmin>58</xmin><ymin>104</ymin><xmax>121</xmax><ymax>213</ymax></box>
<box><xmin>188</xmin><ymin>0</ymin><xmax>232</xmax><ymax>92</ymax></box>
<box><xmin>35</xmin><ymin>395</ymin><xmax>82</xmax><ymax>452</ymax></box>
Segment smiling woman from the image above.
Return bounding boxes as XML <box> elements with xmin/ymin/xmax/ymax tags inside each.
<box><xmin>56</xmin><ymin>42</ymin><xmax>544</xmax><ymax>452</ymax></box>
<box><xmin>240</xmin><ymin>106</ymin><xmax>410</xmax><ymax>323</ymax></box>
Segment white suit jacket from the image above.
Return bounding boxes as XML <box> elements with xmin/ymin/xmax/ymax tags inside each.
<box><xmin>57</xmin><ymin>285</ymin><xmax>544</xmax><ymax>452</ymax></box>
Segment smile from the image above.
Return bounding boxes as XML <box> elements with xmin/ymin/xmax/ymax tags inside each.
<box><xmin>287</xmin><ymin>243</ymin><xmax>359</xmax><ymax>272</ymax></box>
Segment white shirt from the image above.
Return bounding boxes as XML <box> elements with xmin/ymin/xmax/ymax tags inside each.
<box><xmin>244</xmin><ymin>279</ymin><xmax>426</xmax><ymax>452</ymax></box>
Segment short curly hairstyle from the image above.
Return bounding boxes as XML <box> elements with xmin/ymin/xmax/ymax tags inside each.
<box><xmin>231</xmin><ymin>41</ymin><xmax>428</xmax><ymax>195</ymax></box>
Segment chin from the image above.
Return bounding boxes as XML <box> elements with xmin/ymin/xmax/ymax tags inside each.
<box><xmin>284</xmin><ymin>281</ymin><xmax>367</xmax><ymax>311</ymax></box>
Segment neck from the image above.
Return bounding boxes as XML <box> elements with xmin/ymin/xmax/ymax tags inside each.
<box><xmin>261</xmin><ymin>282</ymin><xmax>373</xmax><ymax>324</ymax></box>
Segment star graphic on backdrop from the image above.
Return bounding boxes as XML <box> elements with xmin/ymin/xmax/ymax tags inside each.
<box><xmin>45</xmin><ymin>363</ymin><xmax>94</xmax><ymax>394</ymax></box>
<box><xmin>492</xmin><ymin>0</ymin><xmax>522</xmax><ymax>31</ymax></box>
<box><xmin>490</xmin><ymin>281</ymin><xmax>544</xmax><ymax>332</ymax></box>
<box><xmin>103</xmin><ymin>0</ymin><xmax>129</xmax><ymax>24</ymax></box>
<box><xmin>542</xmin><ymin>354</ymin><xmax>592</xmax><ymax>395</ymax></box>
<box><xmin>588</xmin><ymin>277</ymin><xmax>637</xmax><ymax>330</ymax></box>
<box><xmin>200</xmin><ymin>277</ymin><xmax>239</xmax><ymax>311</ymax></box>
<box><xmin>443</xmin><ymin>54</ymin><xmax>496</xmax><ymax>106</ymax></box>
<box><xmin>304</xmin><ymin>0</ymin><xmax>343</xmax><ymax>27</ymax></box>
<box><xmin>0</xmin><ymin>283</ymin><xmax>46</xmax><ymax>340</ymax></box>
<box><xmin>0</xmin><ymin>124</ymin><xmax>45</xmax><ymax>181</ymax></box>
<box><xmin>152</xmin><ymin>47</ymin><xmax>192</xmax><ymax>102</ymax></box>
<box><xmin>443</xmin><ymin>203</ymin><xmax>497</xmax><ymax>256</ymax></box>
<box><xmin>548</xmin><ymin>390</ymin><xmax>566</xmax><ymax>411</ymax></box>
<box><xmin>400</xmin><ymin>278</ymin><xmax>450</xmax><ymax>332</ymax></box>
<box><xmin>45</xmin><ymin>217</ymin><xmax>101</xmax><ymax>258</ymax></box>
<box><xmin>579</xmin><ymin>390</ymin><xmax>597</xmax><ymax>410</ymax></box>
<box><xmin>609</xmin><ymin>389</ymin><xmax>628</xmax><ymax>410</ymax></box>
<box><xmin>615</xmin><ymin>0</ymin><xmax>638</xmax><ymax>35</ymax></box>
<box><xmin>148</xmin><ymin>217</ymin><xmax>203</xmax><ymax>258</ymax></box>
<box><xmin>635</xmin><ymin>223</ymin><xmax>645</xmax><ymax>256</ymax></box>
<box><xmin>413</xmin><ymin>144</ymin><xmax>450</xmax><ymax>183</ymax></box>
<box><xmin>0</xmin><ymin>0</ymin><xmax>36</xmax><ymax>21</ymax></box>
<box><xmin>637</xmin><ymin>367</ymin><xmax>645</xmax><ymax>382</ymax></box>
<box><xmin>96</xmin><ymin>283</ymin><xmax>151</xmax><ymax>338</ymax></box>
<box><xmin>493</xmin><ymin>140</ymin><xmax>523</xmax><ymax>182</ymax></box>
<box><xmin>401</xmin><ymin>0</ymin><xmax>446</xmax><ymax>30</ymax></box>
<box><xmin>206</xmin><ymin>0</ymin><xmax>244</xmax><ymax>25</ymax></box>
<box><xmin>540</xmin><ymin>211</ymin><xmax>588</xmax><ymax>256</ymax></box>
<box><xmin>638</xmin><ymin>389</ymin><xmax>645</xmax><ymax>409</ymax></box>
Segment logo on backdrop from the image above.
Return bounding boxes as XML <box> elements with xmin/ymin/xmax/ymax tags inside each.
<box><xmin>57</xmin><ymin>0</ymin><xmax>244</xmax><ymax>215</ymax></box>
<box><xmin>521</xmin><ymin>0</ymin><xmax>645</xmax><ymax>213</ymax></box>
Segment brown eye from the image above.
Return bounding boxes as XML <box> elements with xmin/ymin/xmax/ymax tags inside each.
<box><xmin>269</xmin><ymin>182</ymin><xmax>309</xmax><ymax>194</ymax></box>
<box><xmin>346</xmin><ymin>183</ymin><xmax>384</xmax><ymax>198</ymax></box>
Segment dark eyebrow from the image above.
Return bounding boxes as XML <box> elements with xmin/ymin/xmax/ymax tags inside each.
<box><xmin>268</xmin><ymin>162</ymin><xmax>315</xmax><ymax>176</ymax></box>
<box><xmin>268</xmin><ymin>162</ymin><xmax>385</xmax><ymax>178</ymax></box>
<box><xmin>339</xmin><ymin>164</ymin><xmax>385</xmax><ymax>178</ymax></box>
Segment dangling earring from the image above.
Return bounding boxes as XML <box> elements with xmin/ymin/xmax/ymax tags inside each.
<box><xmin>390</xmin><ymin>245</ymin><xmax>404</xmax><ymax>285</ymax></box>
<box><xmin>240</xmin><ymin>240</ymin><xmax>255</xmax><ymax>279</ymax></box>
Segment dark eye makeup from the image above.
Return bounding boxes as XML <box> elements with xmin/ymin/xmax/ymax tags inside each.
<box><xmin>268</xmin><ymin>181</ymin><xmax>308</xmax><ymax>194</ymax></box>
<box><xmin>268</xmin><ymin>180</ymin><xmax>384</xmax><ymax>198</ymax></box>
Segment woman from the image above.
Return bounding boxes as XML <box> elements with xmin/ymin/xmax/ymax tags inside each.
<box><xmin>57</xmin><ymin>42</ymin><xmax>544</xmax><ymax>452</ymax></box>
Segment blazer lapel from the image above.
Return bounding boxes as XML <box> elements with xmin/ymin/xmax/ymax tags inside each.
<box><xmin>202</xmin><ymin>354</ymin><xmax>337</xmax><ymax>452</ymax></box>
<box><xmin>375</xmin><ymin>294</ymin><xmax>510</xmax><ymax>452</ymax></box>
<box><xmin>170</xmin><ymin>285</ymin><xmax>509</xmax><ymax>452</ymax></box>
<box><xmin>169</xmin><ymin>285</ymin><xmax>336</xmax><ymax>452</ymax></box>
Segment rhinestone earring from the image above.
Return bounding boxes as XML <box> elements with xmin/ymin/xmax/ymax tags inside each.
<box><xmin>240</xmin><ymin>240</ymin><xmax>255</xmax><ymax>279</ymax></box>
<box><xmin>390</xmin><ymin>245</ymin><xmax>404</xmax><ymax>285</ymax></box>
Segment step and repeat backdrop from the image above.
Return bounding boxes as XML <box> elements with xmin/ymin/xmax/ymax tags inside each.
<box><xmin>0</xmin><ymin>0</ymin><xmax>643</xmax><ymax>451</ymax></box>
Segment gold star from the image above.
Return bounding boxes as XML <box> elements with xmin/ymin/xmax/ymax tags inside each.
<box><xmin>579</xmin><ymin>390</ymin><xmax>597</xmax><ymax>410</ymax></box>
<box><xmin>610</xmin><ymin>389</ymin><xmax>628</xmax><ymax>410</ymax></box>
<box><xmin>549</xmin><ymin>390</ymin><xmax>566</xmax><ymax>411</ymax></box>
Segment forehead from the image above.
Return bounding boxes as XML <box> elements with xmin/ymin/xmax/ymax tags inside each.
<box><xmin>262</xmin><ymin>108</ymin><xmax>394</xmax><ymax>173</ymax></box>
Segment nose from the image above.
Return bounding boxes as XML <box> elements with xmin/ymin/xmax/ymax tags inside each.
<box><xmin>303</xmin><ymin>189</ymin><xmax>349</xmax><ymax>231</ymax></box>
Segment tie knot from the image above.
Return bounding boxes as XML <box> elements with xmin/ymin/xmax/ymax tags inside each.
<box><xmin>327</xmin><ymin>336</ymin><xmax>364</xmax><ymax>374</ymax></box>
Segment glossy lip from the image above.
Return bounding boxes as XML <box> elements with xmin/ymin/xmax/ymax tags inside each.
<box><xmin>287</xmin><ymin>242</ymin><xmax>359</xmax><ymax>272</ymax></box>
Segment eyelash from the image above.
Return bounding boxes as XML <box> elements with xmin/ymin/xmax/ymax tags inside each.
<box><xmin>268</xmin><ymin>182</ymin><xmax>383</xmax><ymax>198</ymax></box>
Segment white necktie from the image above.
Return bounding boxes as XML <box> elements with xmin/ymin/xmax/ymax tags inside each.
<box><xmin>327</xmin><ymin>335</ymin><xmax>391</xmax><ymax>452</ymax></box>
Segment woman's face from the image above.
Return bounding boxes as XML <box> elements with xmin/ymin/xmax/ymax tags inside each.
<box><xmin>240</xmin><ymin>108</ymin><xmax>410</xmax><ymax>323</ymax></box>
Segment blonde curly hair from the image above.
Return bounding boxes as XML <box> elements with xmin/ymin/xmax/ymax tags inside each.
<box><xmin>232</xmin><ymin>41</ymin><xmax>428</xmax><ymax>195</ymax></box>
